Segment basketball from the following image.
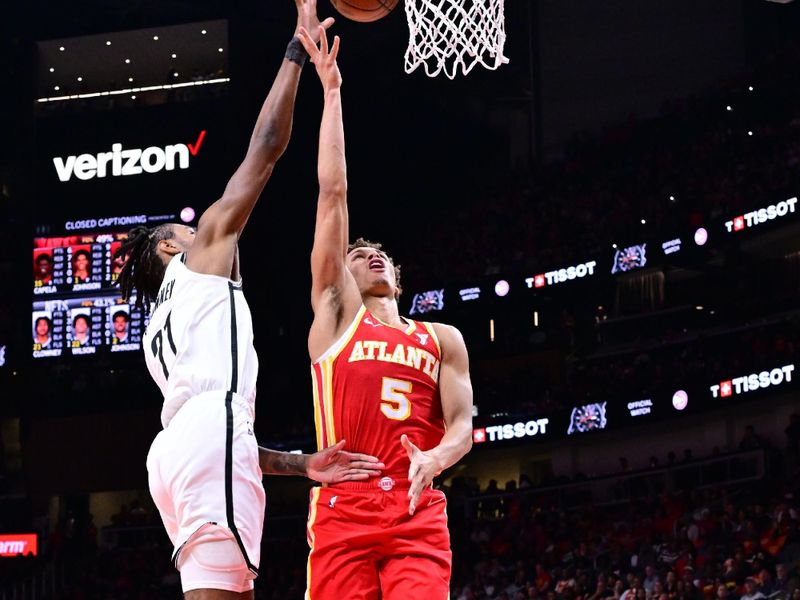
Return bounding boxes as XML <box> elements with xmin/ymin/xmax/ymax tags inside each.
<box><xmin>330</xmin><ymin>0</ymin><xmax>400</xmax><ymax>23</ymax></box>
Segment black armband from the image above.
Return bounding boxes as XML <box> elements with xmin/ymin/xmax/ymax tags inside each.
<box><xmin>285</xmin><ymin>36</ymin><xmax>308</xmax><ymax>67</ymax></box>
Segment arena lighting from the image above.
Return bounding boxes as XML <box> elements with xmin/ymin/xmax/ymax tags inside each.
<box><xmin>748</xmin><ymin>86</ymin><xmax>754</xmax><ymax>91</ymax></box>
<box><xmin>641</xmin><ymin>219</ymin><xmax>646</xmax><ymax>225</ymax></box>
<box><xmin>489</xmin><ymin>319</ymin><xmax>495</xmax><ymax>342</ymax></box>
<box><xmin>48</xmin><ymin>67</ymin><xmax>54</xmax><ymax>72</ymax></box>
<box><xmin>124</xmin><ymin>58</ymin><xmax>131</xmax><ymax>64</ymax></box>
<box><xmin>77</xmin><ymin>76</ymin><xmax>82</xmax><ymax>82</ymax></box>
<box><xmin>128</xmin><ymin>77</ymin><xmax>134</xmax><ymax>82</ymax></box>
<box><xmin>174</xmin><ymin>72</ymin><xmax>179</xmax><ymax>77</ymax></box>
<box><xmin>153</xmin><ymin>35</ymin><xmax>159</xmax><ymax>41</ymax></box>
<box><xmin>612</xmin><ymin>243</ymin><xmax>617</xmax><ymax>249</ymax></box>
<box><xmin>131</xmin><ymin>95</ymin><xmax>136</xmax><ymax>99</ymax></box>
<box><xmin>672</xmin><ymin>390</ymin><xmax>688</xmax><ymax>411</ymax></box>
<box><xmin>171</xmin><ymin>53</ymin><xmax>177</xmax><ymax>58</ymax></box>
<box><xmin>694</xmin><ymin>227</ymin><xmax>708</xmax><ymax>246</ymax></box>
<box><xmin>218</xmin><ymin>48</ymin><xmax>224</xmax><ymax>52</ymax></box>
<box><xmin>695</xmin><ymin>305</ymin><xmax>704</xmax><ymax>310</ymax></box>
<box><xmin>726</xmin><ymin>105</ymin><xmax>733</xmax><ymax>111</ymax></box>
<box><xmin>37</xmin><ymin>77</ymin><xmax>230</xmax><ymax>103</ymax></box>
<box><xmin>201</xmin><ymin>29</ymin><xmax>207</xmax><ymax>34</ymax></box>
<box><xmin>494</xmin><ymin>279</ymin><xmax>509</xmax><ymax>296</ymax></box>
<box><xmin>59</xmin><ymin>46</ymin><xmax>65</xmax><ymax>51</ymax></box>
<box><xmin>105</xmin><ymin>40</ymin><xmax>111</xmax><ymax>46</ymax></box>
<box><xmin>53</xmin><ymin>86</ymin><xmax>59</xmax><ymax>91</ymax></box>
<box><xmin>748</xmin><ymin>131</ymin><xmax>754</xmax><ymax>136</ymax></box>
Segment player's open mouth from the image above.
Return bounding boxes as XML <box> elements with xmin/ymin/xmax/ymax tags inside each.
<box><xmin>369</xmin><ymin>260</ymin><xmax>385</xmax><ymax>271</ymax></box>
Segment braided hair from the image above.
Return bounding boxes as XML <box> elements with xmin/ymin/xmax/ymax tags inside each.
<box><xmin>115</xmin><ymin>225</ymin><xmax>175</xmax><ymax>310</ymax></box>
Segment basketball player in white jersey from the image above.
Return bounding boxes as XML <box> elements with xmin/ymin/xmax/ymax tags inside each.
<box><xmin>116</xmin><ymin>2</ymin><xmax>383</xmax><ymax>598</ymax></box>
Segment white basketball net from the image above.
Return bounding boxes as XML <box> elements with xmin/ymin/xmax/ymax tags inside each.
<box><xmin>404</xmin><ymin>0</ymin><xmax>508</xmax><ymax>79</ymax></box>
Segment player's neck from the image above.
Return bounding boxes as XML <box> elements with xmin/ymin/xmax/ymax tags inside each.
<box><xmin>363</xmin><ymin>296</ymin><xmax>405</xmax><ymax>329</ymax></box>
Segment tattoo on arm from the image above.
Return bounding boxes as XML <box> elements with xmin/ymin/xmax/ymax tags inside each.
<box><xmin>258</xmin><ymin>447</ymin><xmax>308</xmax><ymax>476</ymax></box>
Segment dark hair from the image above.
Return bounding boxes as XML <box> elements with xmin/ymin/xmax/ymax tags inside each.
<box><xmin>35</xmin><ymin>316</ymin><xmax>52</xmax><ymax>330</ymax></box>
<box><xmin>112</xmin><ymin>310</ymin><xmax>129</xmax><ymax>322</ymax></box>
<box><xmin>36</xmin><ymin>254</ymin><xmax>52</xmax><ymax>263</ymax></box>
<box><xmin>347</xmin><ymin>237</ymin><xmax>402</xmax><ymax>297</ymax></box>
<box><xmin>72</xmin><ymin>249</ymin><xmax>91</xmax><ymax>263</ymax></box>
<box><xmin>73</xmin><ymin>314</ymin><xmax>90</xmax><ymax>328</ymax></box>
<box><xmin>115</xmin><ymin>225</ymin><xmax>175</xmax><ymax>310</ymax></box>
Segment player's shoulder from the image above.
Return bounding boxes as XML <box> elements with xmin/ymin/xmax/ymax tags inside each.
<box><xmin>426</xmin><ymin>321</ymin><xmax>466</xmax><ymax>350</ymax></box>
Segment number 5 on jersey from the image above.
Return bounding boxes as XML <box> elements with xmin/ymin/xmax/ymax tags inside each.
<box><xmin>381</xmin><ymin>377</ymin><xmax>412</xmax><ymax>421</ymax></box>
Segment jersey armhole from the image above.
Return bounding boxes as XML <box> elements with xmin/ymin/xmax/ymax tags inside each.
<box><xmin>312</xmin><ymin>305</ymin><xmax>367</xmax><ymax>365</ymax></box>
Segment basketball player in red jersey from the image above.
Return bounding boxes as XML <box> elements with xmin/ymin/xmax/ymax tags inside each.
<box><xmin>297</xmin><ymin>27</ymin><xmax>474</xmax><ymax>599</ymax></box>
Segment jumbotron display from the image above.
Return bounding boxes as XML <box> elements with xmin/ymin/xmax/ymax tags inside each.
<box><xmin>31</xmin><ymin>214</ymin><xmax>175</xmax><ymax>358</ymax></box>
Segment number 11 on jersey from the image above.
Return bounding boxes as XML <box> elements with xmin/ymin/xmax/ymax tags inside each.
<box><xmin>381</xmin><ymin>377</ymin><xmax>412</xmax><ymax>421</ymax></box>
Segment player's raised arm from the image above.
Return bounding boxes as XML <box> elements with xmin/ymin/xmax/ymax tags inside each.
<box><xmin>186</xmin><ymin>1</ymin><xmax>334</xmax><ymax>279</ymax></box>
<box><xmin>297</xmin><ymin>27</ymin><xmax>362</xmax><ymax>351</ymax></box>
<box><xmin>402</xmin><ymin>324</ymin><xmax>474</xmax><ymax>515</ymax></box>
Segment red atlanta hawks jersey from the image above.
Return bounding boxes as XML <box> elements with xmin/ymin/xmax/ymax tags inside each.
<box><xmin>311</xmin><ymin>306</ymin><xmax>445</xmax><ymax>481</ymax></box>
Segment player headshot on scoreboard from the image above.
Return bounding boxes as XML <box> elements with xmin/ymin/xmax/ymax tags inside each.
<box><xmin>71</xmin><ymin>310</ymin><xmax>92</xmax><ymax>346</ymax></box>
<box><xmin>110</xmin><ymin>241</ymin><xmax>125</xmax><ymax>279</ymax></box>
<box><xmin>32</xmin><ymin>313</ymin><xmax>53</xmax><ymax>348</ymax></box>
<box><xmin>110</xmin><ymin>308</ymin><xmax>130</xmax><ymax>343</ymax></box>
<box><xmin>33</xmin><ymin>250</ymin><xmax>54</xmax><ymax>285</ymax></box>
<box><xmin>71</xmin><ymin>248</ymin><xmax>92</xmax><ymax>283</ymax></box>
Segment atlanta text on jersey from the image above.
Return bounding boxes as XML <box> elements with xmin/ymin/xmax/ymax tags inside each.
<box><xmin>347</xmin><ymin>340</ymin><xmax>440</xmax><ymax>383</ymax></box>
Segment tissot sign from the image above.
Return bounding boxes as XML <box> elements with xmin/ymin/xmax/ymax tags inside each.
<box><xmin>52</xmin><ymin>130</ymin><xmax>207</xmax><ymax>182</ymax></box>
<box><xmin>710</xmin><ymin>364</ymin><xmax>795</xmax><ymax>398</ymax></box>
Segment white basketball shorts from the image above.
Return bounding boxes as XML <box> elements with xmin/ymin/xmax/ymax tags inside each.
<box><xmin>147</xmin><ymin>390</ymin><xmax>265</xmax><ymax>589</ymax></box>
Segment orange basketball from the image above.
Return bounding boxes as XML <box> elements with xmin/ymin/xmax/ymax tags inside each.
<box><xmin>330</xmin><ymin>0</ymin><xmax>400</xmax><ymax>22</ymax></box>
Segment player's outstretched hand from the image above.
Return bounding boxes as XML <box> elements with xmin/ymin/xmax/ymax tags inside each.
<box><xmin>295</xmin><ymin>0</ymin><xmax>335</xmax><ymax>44</ymax></box>
<box><xmin>401</xmin><ymin>434</ymin><xmax>441</xmax><ymax>516</ymax></box>
<box><xmin>297</xmin><ymin>25</ymin><xmax>342</xmax><ymax>92</ymax></box>
<box><xmin>307</xmin><ymin>439</ymin><xmax>385</xmax><ymax>483</ymax></box>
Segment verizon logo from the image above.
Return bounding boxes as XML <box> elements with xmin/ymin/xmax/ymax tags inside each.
<box><xmin>53</xmin><ymin>130</ymin><xmax>206</xmax><ymax>182</ymax></box>
<box><xmin>0</xmin><ymin>534</ymin><xmax>37</xmax><ymax>557</ymax></box>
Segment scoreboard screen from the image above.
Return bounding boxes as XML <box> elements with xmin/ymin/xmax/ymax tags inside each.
<box><xmin>31</xmin><ymin>214</ymin><xmax>176</xmax><ymax>359</ymax></box>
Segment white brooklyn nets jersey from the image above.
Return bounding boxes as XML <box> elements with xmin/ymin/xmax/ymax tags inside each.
<box><xmin>143</xmin><ymin>254</ymin><xmax>258</xmax><ymax>428</ymax></box>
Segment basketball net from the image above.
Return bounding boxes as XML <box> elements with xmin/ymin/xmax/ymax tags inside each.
<box><xmin>404</xmin><ymin>0</ymin><xmax>508</xmax><ymax>79</ymax></box>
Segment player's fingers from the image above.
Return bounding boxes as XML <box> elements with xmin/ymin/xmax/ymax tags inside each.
<box><xmin>296</xmin><ymin>28</ymin><xmax>318</xmax><ymax>55</ymax></box>
<box><xmin>400</xmin><ymin>434</ymin><xmax>415</xmax><ymax>457</ymax></box>
<box><xmin>341</xmin><ymin>452</ymin><xmax>383</xmax><ymax>464</ymax></box>
<box><xmin>347</xmin><ymin>471</ymin><xmax>370</xmax><ymax>481</ymax></box>
<box><xmin>327</xmin><ymin>439</ymin><xmax>346</xmax><ymax>451</ymax></box>
<box><xmin>331</xmin><ymin>35</ymin><xmax>341</xmax><ymax>60</ymax></box>
<box><xmin>319</xmin><ymin>25</ymin><xmax>329</xmax><ymax>55</ymax></box>
<box><xmin>348</xmin><ymin>460</ymin><xmax>384</xmax><ymax>471</ymax></box>
<box><xmin>321</xmin><ymin>17</ymin><xmax>335</xmax><ymax>30</ymax></box>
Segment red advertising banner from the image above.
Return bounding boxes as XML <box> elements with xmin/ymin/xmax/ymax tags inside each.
<box><xmin>0</xmin><ymin>534</ymin><xmax>38</xmax><ymax>557</ymax></box>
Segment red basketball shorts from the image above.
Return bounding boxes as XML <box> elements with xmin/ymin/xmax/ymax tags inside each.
<box><xmin>305</xmin><ymin>479</ymin><xmax>452</xmax><ymax>600</ymax></box>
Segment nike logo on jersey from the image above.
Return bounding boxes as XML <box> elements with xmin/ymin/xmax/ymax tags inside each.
<box><xmin>415</xmin><ymin>333</ymin><xmax>429</xmax><ymax>346</ymax></box>
<box><xmin>348</xmin><ymin>340</ymin><xmax>440</xmax><ymax>382</ymax></box>
<box><xmin>363</xmin><ymin>317</ymin><xmax>382</xmax><ymax>328</ymax></box>
<box><xmin>329</xmin><ymin>495</ymin><xmax>338</xmax><ymax>509</ymax></box>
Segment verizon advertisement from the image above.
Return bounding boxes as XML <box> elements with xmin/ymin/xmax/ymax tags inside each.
<box><xmin>0</xmin><ymin>534</ymin><xmax>38</xmax><ymax>557</ymax></box>
<box><xmin>36</xmin><ymin>103</ymin><xmax>229</xmax><ymax>217</ymax></box>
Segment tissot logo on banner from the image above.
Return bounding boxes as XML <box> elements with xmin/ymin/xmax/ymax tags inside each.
<box><xmin>710</xmin><ymin>364</ymin><xmax>795</xmax><ymax>398</ymax></box>
<box><xmin>0</xmin><ymin>534</ymin><xmax>37</xmax><ymax>557</ymax></box>
<box><xmin>473</xmin><ymin>418</ymin><xmax>550</xmax><ymax>443</ymax></box>
<box><xmin>52</xmin><ymin>130</ymin><xmax>207</xmax><ymax>182</ymax></box>
<box><xmin>525</xmin><ymin>260</ymin><xmax>597</xmax><ymax>289</ymax></box>
<box><xmin>724</xmin><ymin>197</ymin><xmax>797</xmax><ymax>233</ymax></box>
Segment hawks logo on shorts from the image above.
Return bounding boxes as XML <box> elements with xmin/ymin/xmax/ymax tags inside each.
<box><xmin>310</xmin><ymin>306</ymin><xmax>445</xmax><ymax>480</ymax></box>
